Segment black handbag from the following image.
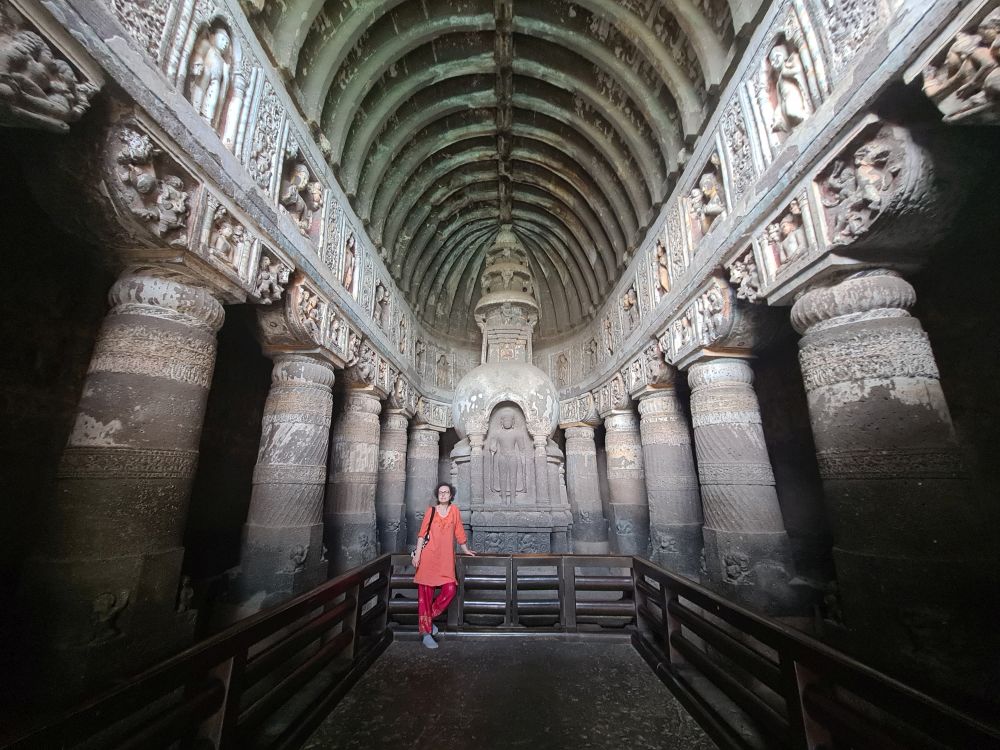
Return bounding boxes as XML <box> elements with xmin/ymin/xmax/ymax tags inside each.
<box><xmin>409</xmin><ymin>506</ymin><xmax>436</xmax><ymax>568</ymax></box>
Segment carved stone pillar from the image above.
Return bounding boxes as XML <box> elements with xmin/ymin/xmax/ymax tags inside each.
<box><xmin>404</xmin><ymin>425</ymin><xmax>440</xmax><ymax>546</ymax></box>
<box><xmin>21</xmin><ymin>269</ymin><xmax>223</xmax><ymax>696</ymax></box>
<box><xmin>325</xmin><ymin>389</ymin><xmax>381</xmax><ymax>574</ymax></box>
<box><xmin>533</xmin><ymin>435</ymin><xmax>550</xmax><ymax>505</ymax></box>
<box><xmin>688</xmin><ymin>358</ymin><xmax>797</xmax><ymax>610</ymax></box>
<box><xmin>791</xmin><ymin>271</ymin><xmax>986</xmax><ymax>677</ymax></box>
<box><xmin>604</xmin><ymin>410</ymin><xmax>650</xmax><ymax>556</ymax></box>
<box><xmin>469</xmin><ymin>433</ymin><xmax>485</xmax><ymax>507</ymax></box>
<box><xmin>235</xmin><ymin>354</ymin><xmax>335</xmax><ymax>611</ymax></box>
<box><xmin>564</xmin><ymin>425</ymin><xmax>610</xmax><ymax>554</ymax></box>
<box><xmin>375</xmin><ymin>410</ymin><xmax>409</xmax><ymax>553</ymax></box>
<box><xmin>638</xmin><ymin>389</ymin><xmax>703</xmax><ymax>577</ymax></box>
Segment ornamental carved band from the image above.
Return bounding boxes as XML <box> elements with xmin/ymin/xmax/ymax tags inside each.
<box><xmin>816</xmin><ymin>447</ymin><xmax>965</xmax><ymax>481</ymax></box>
<box><xmin>57</xmin><ymin>446</ymin><xmax>199</xmax><ymax>479</ymax></box>
<box><xmin>798</xmin><ymin>327</ymin><xmax>940</xmax><ymax>390</ymax></box>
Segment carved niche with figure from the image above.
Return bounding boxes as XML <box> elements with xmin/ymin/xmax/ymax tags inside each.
<box><xmin>486</xmin><ymin>404</ymin><xmax>530</xmax><ymax>505</ymax></box>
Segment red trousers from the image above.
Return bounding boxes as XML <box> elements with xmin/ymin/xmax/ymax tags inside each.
<box><xmin>418</xmin><ymin>582</ymin><xmax>456</xmax><ymax>634</ymax></box>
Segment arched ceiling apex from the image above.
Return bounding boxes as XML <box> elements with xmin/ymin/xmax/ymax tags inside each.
<box><xmin>246</xmin><ymin>0</ymin><xmax>745</xmax><ymax>341</ymax></box>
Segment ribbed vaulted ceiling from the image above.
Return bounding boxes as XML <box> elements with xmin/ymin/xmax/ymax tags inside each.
<box><xmin>250</xmin><ymin>0</ymin><xmax>738</xmax><ymax>341</ymax></box>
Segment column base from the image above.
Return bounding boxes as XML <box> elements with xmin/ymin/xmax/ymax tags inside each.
<box><xmin>325</xmin><ymin>511</ymin><xmax>378</xmax><ymax>574</ymax></box>
<box><xmin>376</xmin><ymin>503</ymin><xmax>406</xmax><ymax>554</ymax></box>
<box><xmin>607</xmin><ymin>503</ymin><xmax>650</xmax><ymax>556</ymax></box>
<box><xmin>650</xmin><ymin>521</ymin><xmax>703</xmax><ymax>578</ymax></box>
<box><xmin>702</xmin><ymin>527</ymin><xmax>811</xmax><ymax>614</ymax></box>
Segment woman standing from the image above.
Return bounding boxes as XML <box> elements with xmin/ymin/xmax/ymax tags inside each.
<box><xmin>412</xmin><ymin>482</ymin><xmax>475</xmax><ymax>649</ymax></box>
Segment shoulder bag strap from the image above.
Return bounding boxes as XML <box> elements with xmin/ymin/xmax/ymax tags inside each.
<box><xmin>422</xmin><ymin>506</ymin><xmax>436</xmax><ymax>543</ymax></box>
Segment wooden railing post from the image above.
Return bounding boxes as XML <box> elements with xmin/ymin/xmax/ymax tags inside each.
<box><xmin>196</xmin><ymin>651</ymin><xmax>246</xmax><ymax>750</ymax></box>
<box><xmin>560</xmin><ymin>556</ymin><xmax>577</xmax><ymax>632</ymax></box>
<box><xmin>784</xmin><ymin>657</ymin><xmax>833</xmax><ymax>750</ymax></box>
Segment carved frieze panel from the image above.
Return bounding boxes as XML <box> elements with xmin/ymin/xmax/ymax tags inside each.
<box><xmin>553</xmin><ymin>350</ymin><xmax>570</xmax><ymax>391</ymax></box>
<box><xmin>916</xmin><ymin>1</ymin><xmax>1000</xmax><ymax>125</ymax></box>
<box><xmin>653</xmin><ymin>235</ymin><xmax>670</xmax><ymax>301</ymax></box>
<box><xmin>659</xmin><ymin>276</ymin><xmax>735</xmax><ymax>365</ymax></box>
<box><xmin>559</xmin><ymin>392</ymin><xmax>598</xmax><ymax>427</ymax></box>
<box><xmin>812</xmin><ymin>0</ymin><xmax>888</xmax><ymax>80</ymax></box>
<box><xmin>594</xmin><ymin>371</ymin><xmax>629</xmax><ymax>417</ymax></box>
<box><xmin>320</xmin><ymin>197</ymin><xmax>344</xmax><ymax>276</ymax></box>
<box><xmin>753</xmin><ymin>189</ymin><xmax>818</xmax><ymax>283</ymax></box>
<box><xmin>278</xmin><ymin>136</ymin><xmax>324</xmax><ymax>243</ymax></box>
<box><xmin>720</xmin><ymin>95</ymin><xmax>761</xmax><ymax>204</ymax></box>
<box><xmin>0</xmin><ymin>2</ymin><xmax>102</xmax><ymax>133</ymax></box>
<box><xmin>665</xmin><ymin>201</ymin><xmax>688</xmax><ymax>287</ymax></box>
<box><xmin>811</xmin><ymin>119</ymin><xmax>906</xmax><ymax>250</ymax></box>
<box><xmin>112</xmin><ymin>125</ymin><xmax>199</xmax><ymax>249</ymax></box>
<box><xmin>342</xmin><ymin>229</ymin><xmax>358</xmax><ymax>297</ymax></box>
<box><xmin>242</xmin><ymin>77</ymin><xmax>283</xmax><ymax>194</ymax></box>
<box><xmin>198</xmin><ymin>195</ymin><xmax>254</xmax><ymax>282</ymax></box>
<box><xmin>621</xmin><ymin>278</ymin><xmax>640</xmax><ymax>336</ymax></box>
<box><xmin>685</xmin><ymin>149</ymin><xmax>728</xmax><ymax>250</ymax></box>
<box><xmin>360</xmin><ymin>252</ymin><xmax>375</xmax><ymax>315</ymax></box>
<box><xmin>746</xmin><ymin>3</ymin><xmax>829</xmax><ymax>162</ymax></box>
<box><xmin>373</xmin><ymin>278</ymin><xmax>390</xmax><ymax>329</ymax></box>
<box><xmin>110</xmin><ymin>0</ymin><xmax>169</xmax><ymax>62</ymax></box>
<box><xmin>727</xmin><ymin>248</ymin><xmax>762</xmax><ymax>303</ymax></box>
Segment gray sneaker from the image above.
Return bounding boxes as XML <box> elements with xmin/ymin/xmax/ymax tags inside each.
<box><xmin>422</xmin><ymin>634</ymin><xmax>439</xmax><ymax>649</ymax></box>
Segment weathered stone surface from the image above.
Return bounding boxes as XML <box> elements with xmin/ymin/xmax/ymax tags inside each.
<box><xmin>375</xmin><ymin>409</ymin><xmax>408</xmax><ymax>554</ymax></box>
<box><xmin>564</xmin><ymin>425</ymin><xmax>609</xmax><ymax>554</ymax></box>
<box><xmin>232</xmin><ymin>353</ymin><xmax>335</xmax><ymax>615</ymax></box>
<box><xmin>325</xmin><ymin>389</ymin><xmax>381</xmax><ymax>574</ymax></box>
<box><xmin>604</xmin><ymin>409</ymin><xmax>650</xmax><ymax>556</ymax></box>
<box><xmin>20</xmin><ymin>268</ymin><xmax>223</xmax><ymax>698</ymax></box>
<box><xmin>687</xmin><ymin>358</ymin><xmax>799</xmax><ymax>612</ymax></box>
<box><xmin>404</xmin><ymin>425</ymin><xmax>440</xmax><ymax>547</ymax></box>
<box><xmin>638</xmin><ymin>388</ymin><xmax>702</xmax><ymax>576</ymax></box>
<box><xmin>791</xmin><ymin>270</ymin><xmax>988</xmax><ymax>685</ymax></box>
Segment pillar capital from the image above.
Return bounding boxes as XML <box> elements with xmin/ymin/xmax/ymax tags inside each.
<box><xmin>109</xmin><ymin>269</ymin><xmax>225</xmax><ymax>334</ymax></box>
<box><xmin>688</xmin><ymin>357</ymin><xmax>754</xmax><ymax>389</ymax></box>
<box><xmin>604</xmin><ymin>409</ymin><xmax>640</xmax><ymax>432</ymax></box>
<box><xmin>269</xmin><ymin>353</ymin><xmax>336</xmax><ymax>388</ymax></box>
<box><xmin>790</xmin><ymin>270</ymin><xmax>915</xmax><ymax>335</ymax></box>
<box><xmin>563</xmin><ymin>424</ymin><xmax>596</xmax><ymax>441</ymax></box>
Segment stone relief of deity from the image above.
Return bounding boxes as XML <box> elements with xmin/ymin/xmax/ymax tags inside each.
<box><xmin>689</xmin><ymin>153</ymin><xmax>726</xmax><ymax>242</ymax></box>
<box><xmin>622</xmin><ymin>285</ymin><xmax>639</xmax><ymax>332</ymax></box>
<box><xmin>765</xmin><ymin>37</ymin><xmax>812</xmax><ymax>143</ymax></box>
<box><xmin>486</xmin><ymin>404</ymin><xmax>529</xmax><ymax>505</ymax></box>
<box><xmin>279</xmin><ymin>146</ymin><xmax>322</xmax><ymax>239</ymax></box>
<box><xmin>253</xmin><ymin>252</ymin><xmax>289</xmax><ymax>303</ymax></box>
<box><xmin>374</xmin><ymin>281</ymin><xmax>389</xmax><ymax>327</ymax></box>
<box><xmin>555</xmin><ymin>352</ymin><xmax>569</xmax><ymax>389</ymax></box>
<box><xmin>655</xmin><ymin>239</ymin><xmax>670</xmax><ymax>296</ymax></box>
<box><xmin>343</xmin><ymin>232</ymin><xmax>357</xmax><ymax>292</ymax></box>
<box><xmin>186</xmin><ymin>24</ymin><xmax>232</xmax><ymax>131</ymax></box>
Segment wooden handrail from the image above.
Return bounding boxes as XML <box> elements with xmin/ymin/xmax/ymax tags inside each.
<box><xmin>1</xmin><ymin>555</ymin><xmax>394</xmax><ymax>750</ymax></box>
<box><xmin>5</xmin><ymin>553</ymin><xmax>996</xmax><ymax>750</ymax></box>
<box><xmin>631</xmin><ymin>557</ymin><xmax>1000</xmax><ymax>750</ymax></box>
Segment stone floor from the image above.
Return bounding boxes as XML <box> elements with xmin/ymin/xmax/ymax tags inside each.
<box><xmin>304</xmin><ymin>636</ymin><xmax>716</xmax><ymax>749</ymax></box>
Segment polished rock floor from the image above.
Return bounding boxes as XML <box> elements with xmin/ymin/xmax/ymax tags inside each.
<box><xmin>304</xmin><ymin>637</ymin><xmax>716</xmax><ymax>749</ymax></box>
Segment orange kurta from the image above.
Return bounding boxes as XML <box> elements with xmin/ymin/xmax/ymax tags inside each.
<box><xmin>413</xmin><ymin>505</ymin><xmax>467</xmax><ymax>587</ymax></box>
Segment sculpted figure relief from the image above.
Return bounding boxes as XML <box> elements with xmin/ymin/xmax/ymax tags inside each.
<box><xmin>767</xmin><ymin>40</ymin><xmax>811</xmax><ymax>140</ymax></box>
<box><xmin>209</xmin><ymin>205</ymin><xmax>246</xmax><ymax>265</ymax></box>
<box><xmin>186</xmin><ymin>25</ymin><xmax>232</xmax><ymax>129</ymax></box>
<box><xmin>729</xmin><ymin>252</ymin><xmax>761</xmax><ymax>302</ymax></box>
<box><xmin>487</xmin><ymin>406</ymin><xmax>529</xmax><ymax>505</ymax></box>
<box><xmin>436</xmin><ymin>353</ymin><xmax>449</xmax><ymax>387</ymax></box>
<box><xmin>280</xmin><ymin>161</ymin><xmax>321</xmax><ymax>238</ymax></box>
<box><xmin>555</xmin><ymin>352</ymin><xmax>569</xmax><ymax>389</ymax></box>
<box><xmin>602</xmin><ymin>315</ymin><xmax>614</xmax><ymax>355</ymax></box>
<box><xmin>655</xmin><ymin>240</ymin><xmax>670</xmax><ymax>295</ymax></box>
<box><xmin>0</xmin><ymin>6</ymin><xmax>99</xmax><ymax>132</ymax></box>
<box><xmin>697</xmin><ymin>286</ymin><xmax>725</xmax><ymax>343</ymax></box>
<box><xmin>374</xmin><ymin>281</ymin><xmax>389</xmax><ymax>327</ymax></box>
<box><xmin>622</xmin><ymin>285</ymin><xmax>639</xmax><ymax>331</ymax></box>
<box><xmin>91</xmin><ymin>589</ymin><xmax>129</xmax><ymax>643</ymax></box>
<box><xmin>690</xmin><ymin>155</ymin><xmax>726</xmax><ymax>239</ymax></box>
<box><xmin>253</xmin><ymin>254</ymin><xmax>289</xmax><ymax>303</ymax></box>
<box><xmin>821</xmin><ymin>133</ymin><xmax>902</xmax><ymax>245</ymax></box>
<box><xmin>584</xmin><ymin>338</ymin><xmax>598</xmax><ymax>371</ymax></box>
<box><xmin>397</xmin><ymin>317</ymin><xmax>407</xmax><ymax>354</ymax></box>
<box><xmin>299</xmin><ymin>289</ymin><xmax>321</xmax><ymax>340</ymax></box>
<box><xmin>923</xmin><ymin>10</ymin><xmax>1000</xmax><ymax>123</ymax></box>
<box><xmin>414</xmin><ymin>338</ymin><xmax>425</xmax><ymax>370</ymax></box>
<box><xmin>342</xmin><ymin>233</ymin><xmax>356</xmax><ymax>292</ymax></box>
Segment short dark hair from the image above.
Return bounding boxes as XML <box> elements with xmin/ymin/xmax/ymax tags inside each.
<box><xmin>433</xmin><ymin>482</ymin><xmax>456</xmax><ymax>500</ymax></box>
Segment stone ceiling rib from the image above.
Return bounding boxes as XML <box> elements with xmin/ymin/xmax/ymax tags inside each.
<box><xmin>248</xmin><ymin>0</ymin><xmax>739</xmax><ymax>340</ymax></box>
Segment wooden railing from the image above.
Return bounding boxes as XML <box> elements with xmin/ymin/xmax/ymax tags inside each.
<box><xmin>1</xmin><ymin>555</ymin><xmax>393</xmax><ymax>750</ymax></box>
<box><xmin>631</xmin><ymin>557</ymin><xmax>1000</xmax><ymax>750</ymax></box>
<box><xmin>388</xmin><ymin>553</ymin><xmax>636</xmax><ymax>632</ymax></box>
<box><xmin>5</xmin><ymin>553</ymin><xmax>998</xmax><ymax>750</ymax></box>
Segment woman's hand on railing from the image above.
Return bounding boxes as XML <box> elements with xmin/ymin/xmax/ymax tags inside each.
<box><xmin>460</xmin><ymin>544</ymin><xmax>476</xmax><ymax>556</ymax></box>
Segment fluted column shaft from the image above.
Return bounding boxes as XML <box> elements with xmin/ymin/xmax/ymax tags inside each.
<box><xmin>404</xmin><ymin>425</ymin><xmax>440</xmax><ymax>546</ymax></box>
<box><xmin>325</xmin><ymin>390</ymin><xmax>381</xmax><ymax>574</ymax></box>
<box><xmin>237</xmin><ymin>354</ymin><xmax>335</xmax><ymax>607</ymax></box>
<box><xmin>604</xmin><ymin>410</ymin><xmax>650</xmax><ymax>556</ymax></box>
<box><xmin>688</xmin><ymin>359</ymin><xmax>796</xmax><ymax>607</ymax></box>
<box><xmin>375</xmin><ymin>410</ymin><xmax>409</xmax><ymax>552</ymax></box>
<box><xmin>564</xmin><ymin>425</ymin><xmax>609</xmax><ymax>554</ymax></box>
<box><xmin>22</xmin><ymin>270</ymin><xmax>224</xmax><ymax>695</ymax></box>
<box><xmin>791</xmin><ymin>271</ymin><xmax>984</xmax><ymax>674</ymax></box>
<box><xmin>638</xmin><ymin>390</ymin><xmax>703</xmax><ymax>576</ymax></box>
